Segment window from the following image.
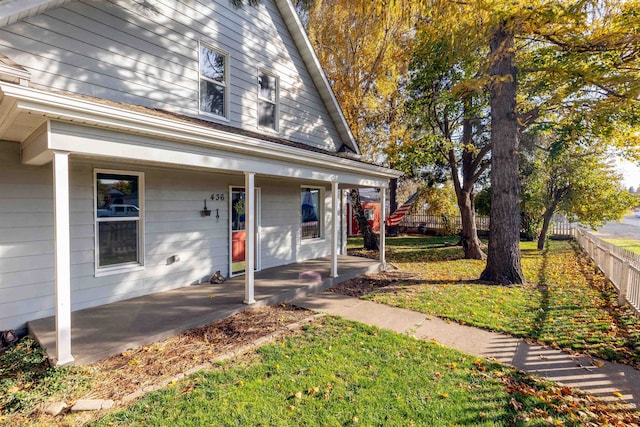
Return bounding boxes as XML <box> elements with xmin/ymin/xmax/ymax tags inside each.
<box><xmin>199</xmin><ymin>43</ymin><xmax>227</xmax><ymax>118</ymax></box>
<box><xmin>95</xmin><ymin>170</ymin><xmax>144</xmax><ymax>272</ymax></box>
<box><xmin>301</xmin><ymin>187</ymin><xmax>321</xmax><ymax>240</ymax></box>
<box><xmin>258</xmin><ymin>70</ymin><xmax>278</xmax><ymax>130</ymax></box>
<box><xmin>364</xmin><ymin>209</ymin><xmax>375</xmax><ymax>221</ymax></box>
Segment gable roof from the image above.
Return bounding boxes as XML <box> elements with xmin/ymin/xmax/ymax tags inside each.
<box><xmin>0</xmin><ymin>0</ymin><xmax>360</xmax><ymax>155</ymax></box>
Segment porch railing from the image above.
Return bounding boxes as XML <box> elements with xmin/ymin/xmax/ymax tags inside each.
<box><xmin>574</xmin><ymin>227</ymin><xmax>640</xmax><ymax>317</ymax></box>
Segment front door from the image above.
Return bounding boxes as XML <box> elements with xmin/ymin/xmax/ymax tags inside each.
<box><xmin>230</xmin><ymin>187</ymin><xmax>260</xmax><ymax>276</ymax></box>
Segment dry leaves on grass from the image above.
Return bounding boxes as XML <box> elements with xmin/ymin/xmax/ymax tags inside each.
<box><xmin>82</xmin><ymin>304</ymin><xmax>312</xmax><ymax>401</ymax></box>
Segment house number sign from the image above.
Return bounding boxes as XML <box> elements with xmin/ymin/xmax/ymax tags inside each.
<box><xmin>210</xmin><ymin>193</ymin><xmax>225</xmax><ymax>201</ymax></box>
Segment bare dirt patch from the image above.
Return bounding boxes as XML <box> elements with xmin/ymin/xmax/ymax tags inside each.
<box><xmin>327</xmin><ymin>270</ymin><xmax>419</xmax><ymax>297</ymax></box>
<box><xmin>85</xmin><ymin>304</ymin><xmax>312</xmax><ymax>401</ymax></box>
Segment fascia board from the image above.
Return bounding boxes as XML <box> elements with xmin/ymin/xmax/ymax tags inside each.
<box><xmin>2</xmin><ymin>83</ymin><xmax>402</xmax><ymax>179</ymax></box>
<box><xmin>0</xmin><ymin>0</ymin><xmax>73</xmax><ymax>28</ymax></box>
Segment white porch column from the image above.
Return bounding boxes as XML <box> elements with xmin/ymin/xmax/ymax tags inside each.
<box><xmin>331</xmin><ymin>181</ymin><xmax>339</xmax><ymax>278</ymax></box>
<box><xmin>244</xmin><ymin>172</ymin><xmax>256</xmax><ymax>304</ymax></box>
<box><xmin>340</xmin><ymin>189</ymin><xmax>348</xmax><ymax>255</ymax></box>
<box><xmin>53</xmin><ymin>151</ymin><xmax>74</xmax><ymax>365</ymax></box>
<box><xmin>380</xmin><ymin>186</ymin><xmax>387</xmax><ymax>270</ymax></box>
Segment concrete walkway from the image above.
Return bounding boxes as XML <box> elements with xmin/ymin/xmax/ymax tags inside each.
<box><xmin>294</xmin><ymin>292</ymin><xmax>640</xmax><ymax>408</ymax></box>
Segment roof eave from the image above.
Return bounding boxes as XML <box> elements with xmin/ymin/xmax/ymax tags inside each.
<box><xmin>273</xmin><ymin>0</ymin><xmax>360</xmax><ymax>155</ymax></box>
<box><xmin>1</xmin><ymin>83</ymin><xmax>401</xmax><ymax>180</ymax></box>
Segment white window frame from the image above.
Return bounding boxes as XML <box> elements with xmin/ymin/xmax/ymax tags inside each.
<box><xmin>198</xmin><ymin>41</ymin><xmax>229</xmax><ymax>120</ymax></box>
<box><xmin>300</xmin><ymin>185</ymin><xmax>324</xmax><ymax>242</ymax></box>
<box><xmin>94</xmin><ymin>169</ymin><xmax>145</xmax><ymax>276</ymax></box>
<box><xmin>257</xmin><ymin>68</ymin><xmax>279</xmax><ymax>132</ymax></box>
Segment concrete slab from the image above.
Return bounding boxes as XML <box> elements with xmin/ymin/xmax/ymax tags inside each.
<box><xmin>29</xmin><ymin>256</ymin><xmax>381</xmax><ymax>365</ymax></box>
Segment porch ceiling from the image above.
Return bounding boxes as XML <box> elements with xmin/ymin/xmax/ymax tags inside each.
<box><xmin>28</xmin><ymin>255</ymin><xmax>382</xmax><ymax>365</ymax></box>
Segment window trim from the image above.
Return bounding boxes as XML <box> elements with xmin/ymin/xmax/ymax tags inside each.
<box><xmin>300</xmin><ymin>185</ymin><xmax>324</xmax><ymax>242</ymax></box>
<box><xmin>94</xmin><ymin>168</ymin><xmax>145</xmax><ymax>276</ymax></box>
<box><xmin>257</xmin><ymin>68</ymin><xmax>279</xmax><ymax>132</ymax></box>
<box><xmin>198</xmin><ymin>41</ymin><xmax>229</xmax><ymax>120</ymax></box>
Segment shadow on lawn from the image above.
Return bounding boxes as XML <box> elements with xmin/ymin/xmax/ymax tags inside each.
<box><xmin>530</xmin><ymin>248</ymin><xmax>550</xmax><ymax>340</ymax></box>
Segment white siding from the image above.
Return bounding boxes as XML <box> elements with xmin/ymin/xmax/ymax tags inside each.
<box><xmin>0</xmin><ymin>141</ymin><xmax>55</xmax><ymax>331</ymax></box>
<box><xmin>0</xmin><ymin>142</ymin><xmax>334</xmax><ymax>331</ymax></box>
<box><xmin>0</xmin><ymin>0</ymin><xmax>343</xmax><ymax>151</ymax></box>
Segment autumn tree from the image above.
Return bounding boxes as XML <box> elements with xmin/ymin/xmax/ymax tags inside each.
<box><xmin>426</xmin><ymin>0</ymin><xmax>640</xmax><ymax>284</ymax></box>
<box><xmin>396</xmin><ymin>25</ymin><xmax>490</xmax><ymax>259</ymax></box>
<box><xmin>304</xmin><ymin>0</ymin><xmax>422</xmax><ymax>249</ymax></box>
<box><xmin>521</xmin><ymin>128</ymin><xmax>635</xmax><ymax>250</ymax></box>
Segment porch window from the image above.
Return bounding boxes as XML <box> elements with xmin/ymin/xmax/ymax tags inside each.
<box><xmin>199</xmin><ymin>42</ymin><xmax>228</xmax><ymax>118</ymax></box>
<box><xmin>258</xmin><ymin>70</ymin><xmax>278</xmax><ymax>130</ymax></box>
<box><xmin>301</xmin><ymin>187</ymin><xmax>322</xmax><ymax>240</ymax></box>
<box><xmin>95</xmin><ymin>170</ymin><xmax>144</xmax><ymax>272</ymax></box>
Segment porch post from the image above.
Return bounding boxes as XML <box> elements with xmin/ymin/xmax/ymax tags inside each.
<box><xmin>380</xmin><ymin>186</ymin><xmax>387</xmax><ymax>270</ymax></box>
<box><xmin>53</xmin><ymin>151</ymin><xmax>74</xmax><ymax>365</ymax></box>
<box><xmin>331</xmin><ymin>181</ymin><xmax>339</xmax><ymax>278</ymax></box>
<box><xmin>341</xmin><ymin>189</ymin><xmax>347</xmax><ymax>255</ymax></box>
<box><xmin>244</xmin><ymin>172</ymin><xmax>256</xmax><ymax>304</ymax></box>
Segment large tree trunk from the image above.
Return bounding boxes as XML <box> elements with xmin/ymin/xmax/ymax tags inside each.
<box><xmin>458</xmin><ymin>189</ymin><xmax>485</xmax><ymax>259</ymax></box>
<box><xmin>350</xmin><ymin>189</ymin><xmax>379</xmax><ymax>250</ymax></box>
<box><xmin>537</xmin><ymin>206</ymin><xmax>555</xmax><ymax>250</ymax></box>
<box><xmin>480</xmin><ymin>23</ymin><xmax>525</xmax><ymax>284</ymax></box>
<box><xmin>450</xmin><ymin>104</ymin><xmax>486</xmax><ymax>260</ymax></box>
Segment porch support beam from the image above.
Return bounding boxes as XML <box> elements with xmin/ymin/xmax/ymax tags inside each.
<box><xmin>331</xmin><ymin>181</ymin><xmax>339</xmax><ymax>278</ymax></box>
<box><xmin>380</xmin><ymin>186</ymin><xmax>387</xmax><ymax>270</ymax></box>
<box><xmin>244</xmin><ymin>171</ymin><xmax>256</xmax><ymax>304</ymax></box>
<box><xmin>340</xmin><ymin>189</ymin><xmax>347</xmax><ymax>255</ymax></box>
<box><xmin>52</xmin><ymin>150</ymin><xmax>74</xmax><ymax>366</ymax></box>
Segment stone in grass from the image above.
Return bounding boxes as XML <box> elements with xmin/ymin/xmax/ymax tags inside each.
<box><xmin>71</xmin><ymin>399</ymin><xmax>105</xmax><ymax>411</ymax></box>
<box><xmin>44</xmin><ymin>401</ymin><xmax>67</xmax><ymax>416</ymax></box>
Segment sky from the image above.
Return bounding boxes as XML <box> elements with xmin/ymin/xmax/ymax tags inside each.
<box><xmin>617</xmin><ymin>158</ymin><xmax>640</xmax><ymax>190</ymax></box>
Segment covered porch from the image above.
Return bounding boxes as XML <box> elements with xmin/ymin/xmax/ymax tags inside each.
<box><xmin>28</xmin><ymin>255</ymin><xmax>381</xmax><ymax>365</ymax></box>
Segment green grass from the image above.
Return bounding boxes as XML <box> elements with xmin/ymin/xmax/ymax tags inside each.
<box><xmin>355</xmin><ymin>236</ymin><xmax>640</xmax><ymax>366</ymax></box>
<box><xmin>0</xmin><ymin>337</ymin><xmax>89</xmax><ymax>416</ymax></box>
<box><xmin>603</xmin><ymin>238</ymin><xmax>640</xmax><ymax>255</ymax></box>
<box><xmin>94</xmin><ymin>317</ymin><xmax>627</xmax><ymax>426</ymax></box>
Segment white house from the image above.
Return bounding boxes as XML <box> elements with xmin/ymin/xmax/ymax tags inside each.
<box><xmin>0</xmin><ymin>0</ymin><xmax>400</xmax><ymax>364</ymax></box>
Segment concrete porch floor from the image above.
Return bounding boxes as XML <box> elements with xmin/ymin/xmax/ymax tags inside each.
<box><xmin>28</xmin><ymin>255</ymin><xmax>381</xmax><ymax>365</ymax></box>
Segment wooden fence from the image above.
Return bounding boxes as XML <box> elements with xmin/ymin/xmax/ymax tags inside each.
<box><xmin>575</xmin><ymin>227</ymin><xmax>640</xmax><ymax>317</ymax></box>
<box><xmin>399</xmin><ymin>213</ymin><xmax>574</xmax><ymax>237</ymax></box>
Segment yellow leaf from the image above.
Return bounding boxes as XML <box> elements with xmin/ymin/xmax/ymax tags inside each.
<box><xmin>7</xmin><ymin>386</ymin><xmax>19</xmax><ymax>393</ymax></box>
<box><xmin>612</xmin><ymin>391</ymin><xmax>623</xmax><ymax>398</ymax></box>
<box><xmin>439</xmin><ymin>393</ymin><xmax>449</xmax><ymax>399</ymax></box>
<box><xmin>591</xmin><ymin>360</ymin><xmax>605</xmax><ymax>368</ymax></box>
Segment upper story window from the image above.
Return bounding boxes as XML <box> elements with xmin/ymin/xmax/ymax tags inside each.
<box><xmin>258</xmin><ymin>70</ymin><xmax>279</xmax><ymax>131</ymax></box>
<box><xmin>199</xmin><ymin>43</ymin><xmax>228</xmax><ymax>118</ymax></box>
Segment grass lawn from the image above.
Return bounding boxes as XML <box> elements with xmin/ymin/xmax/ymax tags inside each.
<box><xmin>94</xmin><ymin>317</ymin><xmax>632</xmax><ymax>426</ymax></box>
<box><xmin>603</xmin><ymin>238</ymin><xmax>640</xmax><ymax>255</ymax></box>
<box><xmin>349</xmin><ymin>236</ymin><xmax>640</xmax><ymax>367</ymax></box>
<box><xmin>3</xmin><ymin>236</ymin><xmax>640</xmax><ymax>425</ymax></box>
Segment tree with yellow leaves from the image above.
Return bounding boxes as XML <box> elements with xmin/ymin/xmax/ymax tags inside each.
<box><xmin>422</xmin><ymin>0</ymin><xmax>640</xmax><ymax>284</ymax></box>
<box><xmin>304</xmin><ymin>0</ymin><xmax>423</xmax><ymax>249</ymax></box>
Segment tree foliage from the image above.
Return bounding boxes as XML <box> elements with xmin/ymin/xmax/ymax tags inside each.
<box><xmin>423</xmin><ymin>0</ymin><xmax>640</xmax><ymax>283</ymax></box>
<box><xmin>306</xmin><ymin>0</ymin><xmax>422</xmax><ymax>162</ymax></box>
<box><xmin>521</xmin><ymin>132</ymin><xmax>635</xmax><ymax>249</ymax></box>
